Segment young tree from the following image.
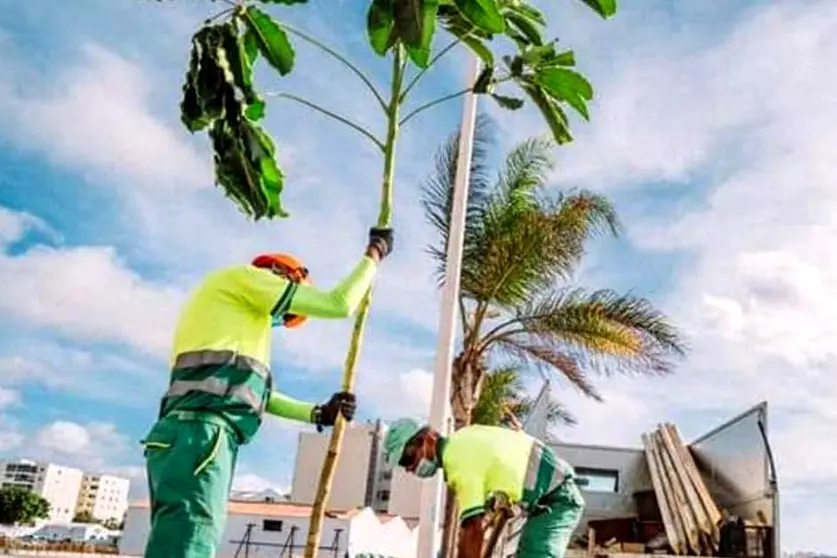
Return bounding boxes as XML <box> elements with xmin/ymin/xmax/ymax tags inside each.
<box><xmin>158</xmin><ymin>0</ymin><xmax>618</xmax><ymax>554</ymax></box>
<box><xmin>0</xmin><ymin>486</ymin><xmax>50</xmax><ymax>526</ymax></box>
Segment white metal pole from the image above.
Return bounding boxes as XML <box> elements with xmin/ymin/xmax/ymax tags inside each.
<box><xmin>416</xmin><ymin>52</ymin><xmax>481</xmax><ymax>558</ymax></box>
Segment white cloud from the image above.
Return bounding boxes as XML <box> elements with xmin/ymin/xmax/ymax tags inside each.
<box><xmin>0</xmin><ymin>43</ymin><xmax>209</xmax><ymax>193</ymax></box>
<box><xmin>0</xmin><ymin>387</ymin><xmax>19</xmax><ymax>409</ymax></box>
<box><xmin>29</xmin><ymin>420</ymin><xmax>132</xmax><ymax>473</ymax></box>
<box><xmin>232</xmin><ymin>472</ymin><xmax>289</xmax><ymax>495</ymax></box>
<box><xmin>498</xmin><ymin>1</ymin><xmax>837</xmax><ymax>551</ymax></box>
<box><xmin>0</xmin><ymin>206</ymin><xmax>183</xmax><ymax>358</ymax></box>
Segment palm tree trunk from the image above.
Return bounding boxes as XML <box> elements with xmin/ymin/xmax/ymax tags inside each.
<box><xmin>441</xmin><ymin>351</ymin><xmax>486</xmax><ymax>558</ymax></box>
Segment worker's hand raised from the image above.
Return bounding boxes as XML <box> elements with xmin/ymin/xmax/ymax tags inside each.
<box><xmin>312</xmin><ymin>391</ymin><xmax>357</xmax><ymax>431</ymax></box>
<box><xmin>367</xmin><ymin>227</ymin><xmax>394</xmax><ymax>262</ymax></box>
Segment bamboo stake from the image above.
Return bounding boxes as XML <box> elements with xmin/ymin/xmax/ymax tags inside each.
<box><xmin>303</xmin><ymin>46</ymin><xmax>405</xmax><ymax>558</ymax></box>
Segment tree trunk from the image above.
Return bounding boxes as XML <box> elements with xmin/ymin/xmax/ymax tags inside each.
<box><xmin>441</xmin><ymin>351</ymin><xmax>487</xmax><ymax>558</ymax></box>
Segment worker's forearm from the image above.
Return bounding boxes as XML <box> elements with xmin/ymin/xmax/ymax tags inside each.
<box><xmin>265</xmin><ymin>391</ymin><xmax>315</xmax><ymax>423</ymax></box>
<box><xmin>287</xmin><ymin>256</ymin><xmax>377</xmax><ymax>319</ymax></box>
<box><xmin>457</xmin><ymin>517</ymin><xmax>484</xmax><ymax>558</ymax></box>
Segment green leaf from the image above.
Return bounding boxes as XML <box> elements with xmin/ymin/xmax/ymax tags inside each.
<box><xmin>576</xmin><ymin>0</ymin><xmax>617</xmax><ymax>18</ymax></box>
<box><xmin>443</xmin><ymin>17</ymin><xmax>493</xmax><ymax>64</ymax></box>
<box><xmin>367</xmin><ymin>0</ymin><xmax>397</xmax><ymax>55</ymax></box>
<box><xmin>243</xmin><ymin>6</ymin><xmax>295</xmax><ymax>76</ymax></box>
<box><xmin>505</xmin><ymin>12</ymin><xmax>543</xmax><ymax>46</ymax></box>
<box><xmin>409</xmin><ymin>0</ymin><xmax>440</xmax><ymax>67</ymax></box>
<box><xmin>534</xmin><ymin>67</ymin><xmax>593</xmax><ymax>120</ymax></box>
<box><xmin>514</xmin><ymin>3</ymin><xmax>546</xmax><ymax>26</ymax></box>
<box><xmin>454</xmin><ymin>0</ymin><xmax>505</xmax><ymax>34</ymax></box>
<box><xmin>245</xmin><ymin>97</ymin><xmax>266</xmax><ymax>120</ymax></box>
<box><xmin>520</xmin><ymin>83</ymin><xmax>572</xmax><ymax>144</ymax></box>
<box><xmin>243</xmin><ymin>28</ymin><xmax>259</xmax><ymax>65</ymax></box>
<box><xmin>551</xmin><ymin>50</ymin><xmax>575</xmax><ymax>67</ymax></box>
<box><xmin>491</xmin><ymin>93</ymin><xmax>524</xmax><ymax>110</ymax></box>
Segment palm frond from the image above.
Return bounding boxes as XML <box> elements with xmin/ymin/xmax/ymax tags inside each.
<box><xmin>511</xmin><ymin>395</ymin><xmax>577</xmax><ymax>427</ymax></box>
<box><xmin>493</xmin><ymin>338</ymin><xmax>602</xmax><ymax>400</ymax></box>
<box><xmin>491</xmin><ymin>287</ymin><xmax>686</xmax><ymax>386</ymax></box>
<box><xmin>465</xmin><ymin>190</ymin><xmax>623</xmax><ymax>308</ymax></box>
<box><xmin>422</xmin><ymin>112</ymin><xmax>495</xmax><ymax>283</ymax></box>
<box><xmin>472</xmin><ymin>366</ymin><xmax>577</xmax><ymax>427</ymax></box>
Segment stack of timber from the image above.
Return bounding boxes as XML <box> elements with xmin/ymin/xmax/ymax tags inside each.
<box><xmin>642</xmin><ymin>423</ymin><xmax>722</xmax><ymax>556</ymax></box>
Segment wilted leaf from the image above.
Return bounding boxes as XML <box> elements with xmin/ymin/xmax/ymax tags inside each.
<box><xmin>367</xmin><ymin>0</ymin><xmax>397</xmax><ymax>55</ymax></box>
<box><xmin>576</xmin><ymin>0</ymin><xmax>617</xmax><ymax>19</ymax></box>
<box><xmin>491</xmin><ymin>93</ymin><xmax>524</xmax><ymax>110</ymax></box>
<box><xmin>454</xmin><ymin>0</ymin><xmax>505</xmax><ymax>34</ymax></box>
<box><xmin>243</xmin><ymin>6</ymin><xmax>295</xmax><ymax>76</ymax></box>
<box><xmin>210</xmin><ymin>118</ymin><xmax>288</xmax><ymax>220</ymax></box>
<box><xmin>220</xmin><ymin>23</ymin><xmax>256</xmax><ymax>101</ymax></box>
<box><xmin>472</xmin><ymin>65</ymin><xmax>494</xmax><ymax>94</ymax></box>
<box><xmin>180</xmin><ymin>26</ymin><xmax>232</xmax><ymax>132</ymax></box>
<box><xmin>394</xmin><ymin>0</ymin><xmax>424</xmax><ymax>47</ymax></box>
<box><xmin>402</xmin><ymin>0</ymin><xmax>440</xmax><ymax>67</ymax></box>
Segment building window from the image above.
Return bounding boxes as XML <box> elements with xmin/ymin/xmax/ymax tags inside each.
<box><xmin>376</xmin><ymin>490</ymin><xmax>390</xmax><ymax>501</ymax></box>
<box><xmin>262</xmin><ymin>519</ymin><xmax>283</xmax><ymax>532</ymax></box>
<box><xmin>575</xmin><ymin>467</ymin><xmax>619</xmax><ymax>493</ymax></box>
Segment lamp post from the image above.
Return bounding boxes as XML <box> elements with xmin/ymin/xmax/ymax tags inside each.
<box><xmin>415</xmin><ymin>51</ymin><xmax>481</xmax><ymax>558</ymax></box>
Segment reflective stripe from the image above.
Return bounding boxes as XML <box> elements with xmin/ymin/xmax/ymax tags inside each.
<box><xmin>164</xmin><ymin>378</ymin><xmax>263</xmax><ymax>414</ymax></box>
<box><xmin>524</xmin><ymin>442</ymin><xmax>542</xmax><ymax>492</ymax></box>
<box><xmin>524</xmin><ymin>441</ymin><xmax>566</xmax><ymax>495</ymax></box>
<box><xmin>173</xmin><ymin>349</ymin><xmax>269</xmax><ymax>381</ymax></box>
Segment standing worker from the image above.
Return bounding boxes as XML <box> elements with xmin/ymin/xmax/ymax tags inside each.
<box><xmin>141</xmin><ymin>227</ymin><xmax>393</xmax><ymax>558</ymax></box>
<box><xmin>383</xmin><ymin>417</ymin><xmax>585</xmax><ymax>558</ymax></box>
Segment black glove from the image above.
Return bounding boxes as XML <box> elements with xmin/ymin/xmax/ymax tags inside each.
<box><xmin>311</xmin><ymin>391</ymin><xmax>357</xmax><ymax>432</ymax></box>
<box><xmin>368</xmin><ymin>227</ymin><xmax>394</xmax><ymax>260</ymax></box>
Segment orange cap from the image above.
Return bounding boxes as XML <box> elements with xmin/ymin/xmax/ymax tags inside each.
<box><xmin>251</xmin><ymin>253</ymin><xmax>312</xmax><ymax>328</ymax></box>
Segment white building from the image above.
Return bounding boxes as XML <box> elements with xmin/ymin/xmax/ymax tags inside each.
<box><xmin>76</xmin><ymin>473</ymin><xmax>131</xmax><ymax>523</ymax></box>
<box><xmin>28</xmin><ymin>521</ymin><xmax>119</xmax><ymax>544</ymax></box>
<box><xmin>0</xmin><ymin>459</ymin><xmax>83</xmax><ymax>523</ymax></box>
<box><xmin>119</xmin><ymin>499</ymin><xmax>426</xmax><ymax>558</ymax></box>
<box><xmin>289</xmin><ymin>420</ymin><xmax>433</xmax><ymax>522</ymax></box>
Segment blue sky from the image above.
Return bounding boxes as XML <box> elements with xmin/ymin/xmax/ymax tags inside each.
<box><xmin>1</xmin><ymin>0</ymin><xmax>835</xmax><ymax>552</ymax></box>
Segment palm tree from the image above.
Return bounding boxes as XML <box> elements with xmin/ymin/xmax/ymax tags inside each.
<box><xmin>422</xmin><ymin>114</ymin><xmax>686</xmax><ymax>558</ymax></box>
<box><xmin>422</xmin><ymin>114</ymin><xmax>686</xmax><ymax>430</ymax></box>
<box><xmin>471</xmin><ymin>366</ymin><xmax>576</xmax><ymax>429</ymax></box>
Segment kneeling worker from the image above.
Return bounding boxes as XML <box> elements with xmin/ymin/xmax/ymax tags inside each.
<box><xmin>141</xmin><ymin>227</ymin><xmax>393</xmax><ymax>558</ymax></box>
<box><xmin>383</xmin><ymin>417</ymin><xmax>585</xmax><ymax>558</ymax></box>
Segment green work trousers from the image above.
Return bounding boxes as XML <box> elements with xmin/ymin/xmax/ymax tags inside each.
<box><xmin>142</xmin><ymin>411</ymin><xmax>240</xmax><ymax>558</ymax></box>
<box><xmin>516</xmin><ymin>477</ymin><xmax>585</xmax><ymax>558</ymax></box>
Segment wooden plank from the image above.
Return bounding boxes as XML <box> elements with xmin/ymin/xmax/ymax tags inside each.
<box><xmin>666</xmin><ymin>423</ymin><xmax>722</xmax><ymax>537</ymax></box>
<box><xmin>658</xmin><ymin>424</ymin><xmax>712</xmax><ymax>544</ymax></box>
<box><xmin>653</xmin><ymin>431</ymin><xmax>700</xmax><ymax>554</ymax></box>
<box><xmin>642</xmin><ymin>433</ymin><xmax>681</xmax><ymax>555</ymax></box>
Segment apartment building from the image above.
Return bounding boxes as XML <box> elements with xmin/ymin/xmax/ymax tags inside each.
<box><xmin>0</xmin><ymin>460</ymin><xmax>83</xmax><ymax>523</ymax></box>
<box><xmin>76</xmin><ymin>474</ymin><xmax>130</xmax><ymax>523</ymax></box>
